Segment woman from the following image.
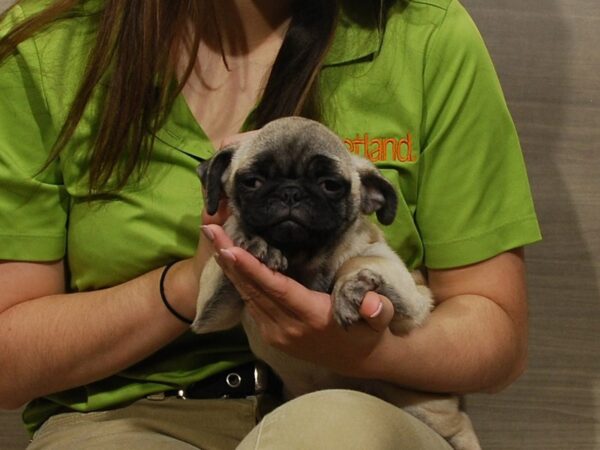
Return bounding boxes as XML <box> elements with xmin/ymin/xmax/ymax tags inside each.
<box><xmin>0</xmin><ymin>0</ymin><xmax>541</xmax><ymax>448</ymax></box>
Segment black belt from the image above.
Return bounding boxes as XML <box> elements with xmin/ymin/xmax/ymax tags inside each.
<box><xmin>147</xmin><ymin>361</ymin><xmax>281</xmax><ymax>401</ymax></box>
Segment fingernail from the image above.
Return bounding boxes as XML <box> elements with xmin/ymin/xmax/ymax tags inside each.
<box><xmin>219</xmin><ymin>249</ymin><xmax>237</xmax><ymax>263</ymax></box>
<box><xmin>369</xmin><ymin>301</ymin><xmax>383</xmax><ymax>318</ymax></box>
<box><xmin>201</xmin><ymin>226</ymin><xmax>214</xmax><ymax>241</ymax></box>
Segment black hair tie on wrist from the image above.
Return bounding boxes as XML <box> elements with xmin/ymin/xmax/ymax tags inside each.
<box><xmin>160</xmin><ymin>261</ymin><xmax>193</xmax><ymax>325</ymax></box>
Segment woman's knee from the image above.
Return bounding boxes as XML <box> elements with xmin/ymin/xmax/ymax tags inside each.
<box><xmin>238</xmin><ymin>389</ymin><xmax>452</xmax><ymax>450</ymax></box>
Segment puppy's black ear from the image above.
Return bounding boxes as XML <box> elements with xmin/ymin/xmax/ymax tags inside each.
<box><xmin>197</xmin><ymin>146</ymin><xmax>236</xmax><ymax>215</ymax></box>
<box><xmin>353</xmin><ymin>156</ymin><xmax>398</xmax><ymax>225</ymax></box>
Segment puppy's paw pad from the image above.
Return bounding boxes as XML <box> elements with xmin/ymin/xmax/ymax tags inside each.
<box><xmin>332</xmin><ymin>303</ymin><xmax>361</xmax><ymax>329</ymax></box>
<box><xmin>346</xmin><ymin>268</ymin><xmax>384</xmax><ymax>294</ymax></box>
<box><xmin>240</xmin><ymin>237</ymin><xmax>288</xmax><ymax>271</ymax></box>
<box><xmin>332</xmin><ymin>269</ymin><xmax>383</xmax><ymax>328</ymax></box>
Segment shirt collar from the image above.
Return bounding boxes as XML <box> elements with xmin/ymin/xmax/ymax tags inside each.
<box><xmin>155</xmin><ymin>94</ymin><xmax>214</xmax><ymax>161</ymax></box>
<box><xmin>323</xmin><ymin>11</ymin><xmax>383</xmax><ymax>67</ymax></box>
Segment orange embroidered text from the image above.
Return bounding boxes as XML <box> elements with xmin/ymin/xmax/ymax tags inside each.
<box><xmin>344</xmin><ymin>133</ymin><xmax>414</xmax><ymax>163</ymax></box>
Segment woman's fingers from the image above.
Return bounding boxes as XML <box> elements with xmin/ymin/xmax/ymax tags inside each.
<box><xmin>220</xmin><ymin>245</ymin><xmax>331</xmax><ymax>321</ymax></box>
<box><xmin>201</xmin><ymin>224</ymin><xmax>232</xmax><ymax>249</ymax></box>
<box><xmin>359</xmin><ymin>292</ymin><xmax>395</xmax><ymax>333</ymax></box>
<box><xmin>202</xmin><ymin>225</ymin><xmax>301</xmax><ymax>318</ymax></box>
<box><xmin>219</xmin><ymin>246</ymin><xmax>326</xmax><ymax>326</ymax></box>
<box><xmin>202</xmin><ymin>224</ymin><xmax>395</xmax><ymax>335</ymax></box>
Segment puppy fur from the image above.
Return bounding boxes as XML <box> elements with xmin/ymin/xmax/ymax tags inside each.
<box><xmin>191</xmin><ymin>117</ymin><xmax>480</xmax><ymax>450</ymax></box>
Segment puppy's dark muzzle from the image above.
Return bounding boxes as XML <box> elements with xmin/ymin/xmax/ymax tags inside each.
<box><xmin>277</xmin><ymin>184</ymin><xmax>305</xmax><ymax>206</ymax></box>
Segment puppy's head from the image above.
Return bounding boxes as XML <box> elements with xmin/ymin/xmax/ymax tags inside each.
<box><xmin>199</xmin><ymin>117</ymin><xmax>397</xmax><ymax>255</ymax></box>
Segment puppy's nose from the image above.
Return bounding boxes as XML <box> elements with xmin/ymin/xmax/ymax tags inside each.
<box><xmin>279</xmin><ymin>185</ymin><xmax>303</xmax><ymax>205</ymax></box>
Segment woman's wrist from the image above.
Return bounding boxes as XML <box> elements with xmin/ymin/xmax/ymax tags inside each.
<box><xmin>160</xmin><ymin>258</ymin><xmax>200</xmax><ymax>323</ymax></box>
<box><xmin>348</xmin><ymin>329</ymin><xmax>406</xmax><ymax>381</ymax></box>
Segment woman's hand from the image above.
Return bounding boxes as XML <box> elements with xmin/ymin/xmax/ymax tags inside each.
<box><xmin>200</xmin><ymin>224</ymin><xmax>397</xmax><ymax>377</ymax></box>
<box><xmin>166</xmin><ymin>131</ymin><xmax>261</xmax><ymax>320</ymax></box>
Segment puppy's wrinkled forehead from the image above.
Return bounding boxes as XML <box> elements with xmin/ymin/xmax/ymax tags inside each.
<box><xmin>236</xmin><ymin>117</ymin><xmax>352</xmax><ymax>176</ymax></box>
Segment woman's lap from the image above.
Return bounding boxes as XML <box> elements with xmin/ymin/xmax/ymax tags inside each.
<box><xmin>28</xmin><ymin>389</ymin><xmax>451</xmax><ymax>450</ymax></box>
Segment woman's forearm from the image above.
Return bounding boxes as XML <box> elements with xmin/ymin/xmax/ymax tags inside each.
<box><xmin>359</xmin><ymin>294</ymin><xmax>527</xmax><ymax>394</ymax></box>
<box><xmin>0</xmin><ymin>260</ymin><xmax>197</xmax><ymax>409</ymax></box>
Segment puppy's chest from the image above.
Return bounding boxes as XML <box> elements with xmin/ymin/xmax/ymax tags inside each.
<box><xmin>285</xmin><ymin>262</ymin><xmax>335</xmax><ymax>293</ymax></box>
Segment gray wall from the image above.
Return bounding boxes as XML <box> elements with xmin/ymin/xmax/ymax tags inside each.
<box><xmin>1</xmin><ymin>0</ymin><xmax>599</xmax><ymax>449</ymax></box>
<box><xmin>463</xmin><ymin>1</ymin><xmax>600</xmax><ymax>449</ymax></box>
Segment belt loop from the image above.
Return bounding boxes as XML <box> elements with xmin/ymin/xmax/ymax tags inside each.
<box><xmin>146</xmin><ymin>392</ymin><xmax>167</xmax><ymax>401</ymax></box>
<box><xmin>254</xmin><ymin>361</ymin><xmax>268</xmax><ymax>395</ymax></box>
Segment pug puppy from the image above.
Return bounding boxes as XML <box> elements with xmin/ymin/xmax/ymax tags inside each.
<box><xmin>192</xmin><ymin>117</ymin><xmax>480</xmax><ymax>450</ymax></box>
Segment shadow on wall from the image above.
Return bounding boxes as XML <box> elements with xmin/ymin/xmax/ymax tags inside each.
<box><xmin>463</xmin><ymin>0</ymin><xmax>600</xmax><ymax>449</ymax></box>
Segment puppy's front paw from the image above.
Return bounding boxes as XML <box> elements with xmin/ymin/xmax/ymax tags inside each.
<box><xmin>238</xmin><ymin>236</ymin><xmax>288</xmax><ymax>272</ymax></box>
<box><xmin>332</xmin><ymin>268</ymin><xmax>433</xmax><ymax>334</ymax></box>
<box><xmin>332</xmin><ymin>268</ymin><xmax>384</xmax><ymax>328</ymax></box>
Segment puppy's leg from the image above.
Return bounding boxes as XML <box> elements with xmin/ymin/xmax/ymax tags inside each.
<box><xmin>404</xmin><ymin>397</ymin><xmax>481</xmax><ymax>450</ymax></box>
<box><xmin>389</xmin><ymin>280</ymin><xmax>434</xmax><ymax>335</ymax></box>
<box><xmin>191</xmin><ymin>257</ymin><xmax>244</xmax><ymax>334</ymax></box>
<box><xmin>331</xmin><ymin>246</ymin><xmax>433</xmax><ymax>334</ymax></box>
<box><xmin>332</xmin><ymin>266</ymin><xmax>396</xmax><ymax>328</ymax></box>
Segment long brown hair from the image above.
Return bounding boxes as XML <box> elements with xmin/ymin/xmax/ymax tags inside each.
<box><xmin>0</xmin><ymin>0</ymin><xmax>389</xmax><ymax>192</ymax></box>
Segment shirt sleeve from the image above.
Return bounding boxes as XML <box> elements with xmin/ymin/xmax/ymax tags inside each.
<box><xmin>0</xmin><ymin>6</ymin><xmax>68</xmax><ymax>261</ymax></box>
<box><xmin>416</xmin><ymin>0</ymin><xmax>541</xmax><ymax>269</ymax></box>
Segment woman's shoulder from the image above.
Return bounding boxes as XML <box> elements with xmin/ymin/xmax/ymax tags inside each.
<box><xmin>328</xmin><ymin>0</ymin><xmax>462</xmax><ymax>66</ymax></box>
<box><xmin>14</xmin><ymin>0</ymin><xmax>101</xmax><ymax>16</ymax></box>
<box><xmin>387</xmin><ymin>0</ymin><xmax>475</xmax><ymax>32</ymax></box>
<box><xmin>332</xmin><ymin>0</ymin><xmax>482</xmax><ymax>62</ymax></box>
<box><xmin>1</xmin><ymin>0</ymin><xmax>101</xmax><ymax>115</ymax></box>
<box><xmin>385</xmin><ymin>0</ymin><xmax>489</xmax><ymax>66</ymax></box>
<box><xmin>2</xmin><ymin>0</ymin><xmax>100</xmax><ymax>60</ymax></box>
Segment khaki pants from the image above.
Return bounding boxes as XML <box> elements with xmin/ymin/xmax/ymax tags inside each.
<box><xmin>28</xmin><ymin>389</ymin><xmax>452</xmax><ymax>450</ymax></box>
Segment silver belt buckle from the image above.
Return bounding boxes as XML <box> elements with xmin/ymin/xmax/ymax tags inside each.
<box><xmin>254</xmin><ymin>361</ymin><xmax>268</xmax><ymax>395</ymax></box>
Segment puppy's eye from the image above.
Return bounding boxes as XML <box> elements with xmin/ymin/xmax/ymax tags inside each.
<box><xmin>242</xmin><ymin>177</ymin><xmax>264</xmax><ymax>190</ymax></box>
<box><xmin>319</xmin><ymin>179</ymin><xmax>344</xmax><ymax>194</ymax></box>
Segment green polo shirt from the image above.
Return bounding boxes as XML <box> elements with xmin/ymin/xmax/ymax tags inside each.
<box><xmin>1</xmin><ymin>0</ymin><xmax>541</xmax><ymax>435</ymax></box>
